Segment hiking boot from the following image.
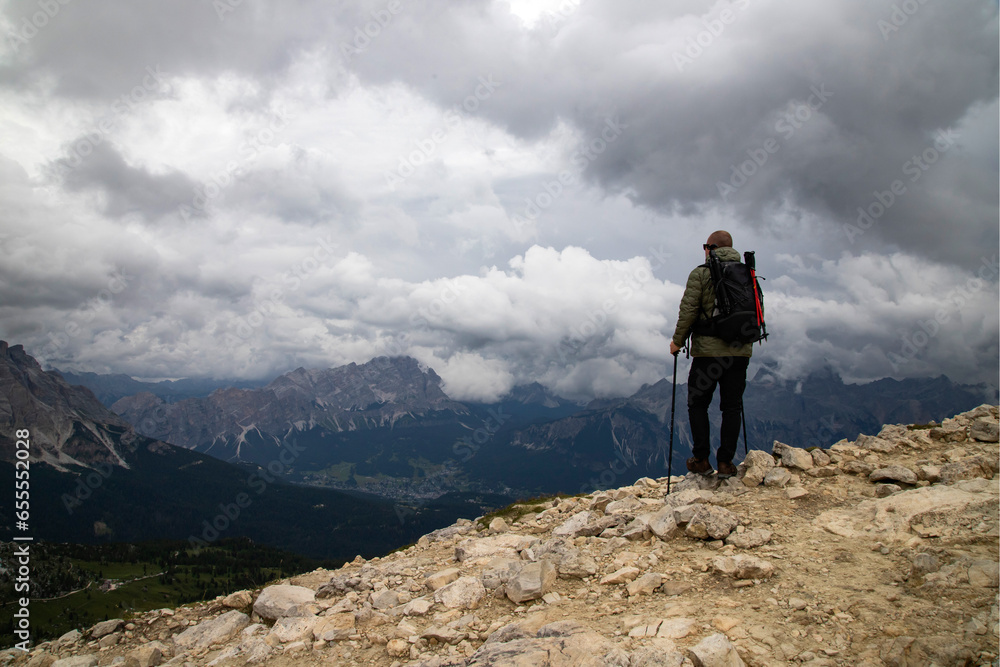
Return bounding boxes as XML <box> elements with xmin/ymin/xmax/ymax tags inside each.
<box><xmin>716</xmin><ymin>461</ymin><xmax>738</xmax><ymax>478</ymax></box>
<box><xmin>686</xmin><ymin>457</ymin><xmax>713</xmax><ymax>475</ymax></box>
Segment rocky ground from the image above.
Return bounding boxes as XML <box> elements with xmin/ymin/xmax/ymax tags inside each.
<box><xmin>5</xmin><ymin>405</ymin><xmax>999</xmax><ymax>667</ymax></box>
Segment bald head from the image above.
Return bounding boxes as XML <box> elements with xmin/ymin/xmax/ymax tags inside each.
<box><xmin>707</xmin><ymin>230</ymin><xmax>733</xmax><ymax>248</ymax></box>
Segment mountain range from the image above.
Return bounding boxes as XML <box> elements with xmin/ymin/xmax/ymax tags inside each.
<box><xmin>0</xmin><ymin>342</ymin><xmax>509</xmax><ymax>560</ymax></box>
<box><xmin>81</xmin><ymin>353</ymin><xmax>998</xmax><ymax>501</ymax></box>
<box><xmin>5</xmin><ymin>339</ymin><xmax>994</xmax><ymax>561</ymax></box>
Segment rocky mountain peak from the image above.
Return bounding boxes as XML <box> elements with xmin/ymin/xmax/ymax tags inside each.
<box><xmin>111</xmin><ymin>355</ymin><xmax>467</xmax><ymax>461</ymax></box>
<box><xmin>0</xmin><ymin>340</ymin><xmax>138</xmax><ymax>470</ymax></box>
<box><xmin>17</xmin><ymin>404</ymin><xmax>999</xmax><ymax>666</ymax></box>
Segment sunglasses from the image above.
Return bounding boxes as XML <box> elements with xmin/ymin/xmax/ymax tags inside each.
<box><xmin>703</xmin><ymin>244</ymin><xmax>718</xmax><ymax>250</ymax></box>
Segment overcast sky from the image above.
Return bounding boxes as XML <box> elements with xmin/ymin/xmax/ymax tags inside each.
<box><xmin>1</xmin><ymin>0</ymin><xmax>997</xmax><ymax>402</ymax></box>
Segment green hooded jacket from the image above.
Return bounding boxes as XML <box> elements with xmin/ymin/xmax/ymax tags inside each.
<box><xmin>671</xmin><ymin>246</ymin><xmax>754</xmax><ymax>358</ymax></box>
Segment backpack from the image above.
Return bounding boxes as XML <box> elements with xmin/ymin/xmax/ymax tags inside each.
<box><xmin>692</xmin><ymin>249</ymin><xmax>768</xmax><ymax>345</ymax></box>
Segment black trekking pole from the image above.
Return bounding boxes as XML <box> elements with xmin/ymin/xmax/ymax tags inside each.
<box><xmin>741</xmin><ymin>404</ymin><xmax>749</xmax><ymax>457</ymax></box>
<box><xmin>668</xmin><ymin>351</ymin><xmax>678</xmax><ymax>494</ymax></box>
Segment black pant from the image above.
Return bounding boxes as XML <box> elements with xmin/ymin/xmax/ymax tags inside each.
<box><xmin>687</xmin><ymin>356</ymin><xmax>749</xmax><ymax>465</ymax></box>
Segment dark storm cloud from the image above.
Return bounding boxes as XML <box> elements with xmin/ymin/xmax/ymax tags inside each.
<box><xmin>340</xmin><ymin>0</ymin><xmax>999</xmax><ymax>265</ymax></box>
<box><xmin>0</xmin><ymin>0</ymin><xmax>995</xmax><ymax>398</ymax></box>
<box><xmin>1</xmin><ymin>0</ymin><xmax>346</xmax><ymax>98</ymax></box>
<box><xmin>58</xmin><ymin>142</ymin><xmax>200</xmax><ymax>220</ymax></box>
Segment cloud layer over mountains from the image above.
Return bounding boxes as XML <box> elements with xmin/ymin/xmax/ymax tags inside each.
<box><xmin>0</xmin><ymin>0</ymin><xmax>997</xmax><ymax>400</ymax></box>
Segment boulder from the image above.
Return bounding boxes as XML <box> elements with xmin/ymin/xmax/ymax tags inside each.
<box><xmin>712</xmin><ymin>555</ymin><xmax>774</xmax><ymax>580</ymax></box>
<box><xmin>918</xmin><ymin>465</ymin><xmax>942</xmax><ymax>483</ymax></box>
<box><xmin>870</xmin><ymin>465</ymin><xmax>919</xmax><ymax>485</ymax></box>
<box><xmin>687</xmin><ymin>633</ymin><xmax>746</xmax><ymax>667</ymax></box>
<box><xmin>968</xmin><ymin>561</ymin><xmax>1000</xmax><ymax>588</ymax></box>
<box><xmin>505</xmin><ymin>561</ymin><xmax>557</xmax><ymax>604</ymax></box>
<box><xmin>740</xmin><ymin>450</ymin><xmax>776</xmax><ymax>488</ymax></box>
<box><xmin>252</xmin><ymin>585</ymin><xmax>315</xmax><ymax>621</ymax></box>
<box><xmin>480</xmin><ymin>558</ymin><xmax>523</xmax><ymax>589</ymax></box>
<box><xmin>684</xmin><ymin>505</ymin><xmax>740</xmax><ymax>540</ymax></box>
<box><xmin>313</xmin><ymin>613</ymin><xmax>355</xmax><ymax>642</ymax></box>
<box><xmin>855</xmin><ymin>433</ymin><xmax>897</xmax><ymax>452</ymax></box>
<box><xmin>552</xmin><ymin>511</ymin><xmax>593</xmax><ymax>537</ymax></box>
<box><xmin>648</xmin><ymin>506</ymin><xmax>680</xmax><ymax>540</ymax></box>
<box><xmin>402</xmin><ymin>597</ymin><xmax>433</xmax><ymax>616</ymax></box>
<box><xmin>489</xmin><ymin>517</ymin><xmax>510</xmax><ymax>533</ymax></box>
<box><xmin>657</xmin><ymin>618</ymin><xmax>697</xmax><ymax>639</ymax></box>
<box><xmin>268</xmin><ymin>616</ymin><xmax>318</xmax><ymax>644</ymax></box>
<box><xmin>556</xmin><ymin>550</ymin><xmax>599</xmax><ymax>579</ymax></box>
<box><xmin>930</xmin><ymin>418</ymin><xmax>969</xmax><ymax>443</ymax></box>
<box><xmin>876</xmin><ymin>484</ymin><xmax>903</xmax><ymax>498</ymax></box>
<box><xmin>128</xmin><ymin>643</ymin><xmax>166</xmax><ymax>667</ymax></box>
<box><xmin>622</xmin><ymin>514</ymin><xmax>654</xmax><ymax>541</ymax></box>
<box><xmin>810</xmin><ymin>448</ymin><xmax>832</xmax><ymax>466</ymax></box>
<box><xmin>970</xmin><ymin>417</ymin><xmax>999</xmax><ymax>442</ymax></box>
<box><xmin>840</xmin><ymin>461</ymin><xmax>876</xmax><ymax>476</ymax></box>
<box><xmin>55</xmin><ymin>629</ymin><xmax>82</xmax><ymax>646</ymax></box>
<box><xmin>631</xmin><ymin>643</ymin><xmax>686</xmax><ymax>666</ymax></box>
<box><xmin>421</xmin><ymin>626</ymin><xmax>467</xmax><ymax>645</ymax></box>
<box><xmin>51</xmin><ymin>658</ymin><xmax>98</xmax><ymax>667</ymax></box>
<box><xmin>222</xmin><ymin>590</ymin><xmax>253</xmax><ymax>609</ymax></box>
<box><xmin>664</xmin><ymin>489</ymin><xmax>713</xmax><ymax>507</ymax></box>
<box><xmin>763</xmin><ymin>467</ymin><xmax>792</xmax><ymax>488</ymax></box>
<box><xmin>600</xmin><ymin>566</ymin><xmax>641</xmax><ymax>585</ymax></box>
<box><xmin>771</xmin><ymin>441</ymin><xmax>813</xmax><ymax>470</ymax></box>
<box><xmin>468</xmin><ymin>621</ymin><xmax>616</xmax><ymax>667</ymax></box>
<box><xmin>425</xmin><ymin>567</ymin><xmax>461</xmax><ymax>591</ymax></box>
<box><xmin>724</xmin><ymin>528</ymin><xmax>772</xmax><ymax>549</ymax></box>
<box><xmin>90</xmin><ymin>619</ymin><xmax>123</xmax><ymax>639</ymax></box>
<box><xmin>455</xmin><ymin>534</ymin><xmax>532</xmax><ymax>562</ymax></box>
<box><xmin>605</xmin><ymin>496</ymin><xmax>644</xmax><ymax>515</ymax></box>
<box><xmin>939</xmin><ymin>456</ymin><xmax>998</xmax><ymax>485</ymax></box>
<box><xmin>386</xmin><ymin>638</ymin><xmax>409</xmax><ymax>657</ymax></box>
<box><xmin>370</xmin><ymin>589</ymin><xmax>400</xmax><ymax>610</ymax></box>
<box><xmin>816</xmin><ymin>478</ymin><xmax>999</xmax><ymax>543</ymax></box>
<box><xmin>673</xmin><ymin>504</ymin><xmax>699</xmax><ymax>525</ymax></box>
<box><xmin>434</xmin><ymin>576</ymin><xmax>487</xmax><ymax>609</ymax></box>
<box><xmin>627</xmin><ymin>573</ymin><xmax>663</xmax><ymax>597</ymax></box>
<box><xmin>173</xmin><ymin>610</ymin><xmax>249</xmax><ymax>650</ymax></box>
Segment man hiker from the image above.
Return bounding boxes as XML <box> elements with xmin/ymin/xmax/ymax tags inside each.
<box><xmin>669</xmin><ymin>230</ymin><xmax>752</xmax><ymax>477</ymax></box>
